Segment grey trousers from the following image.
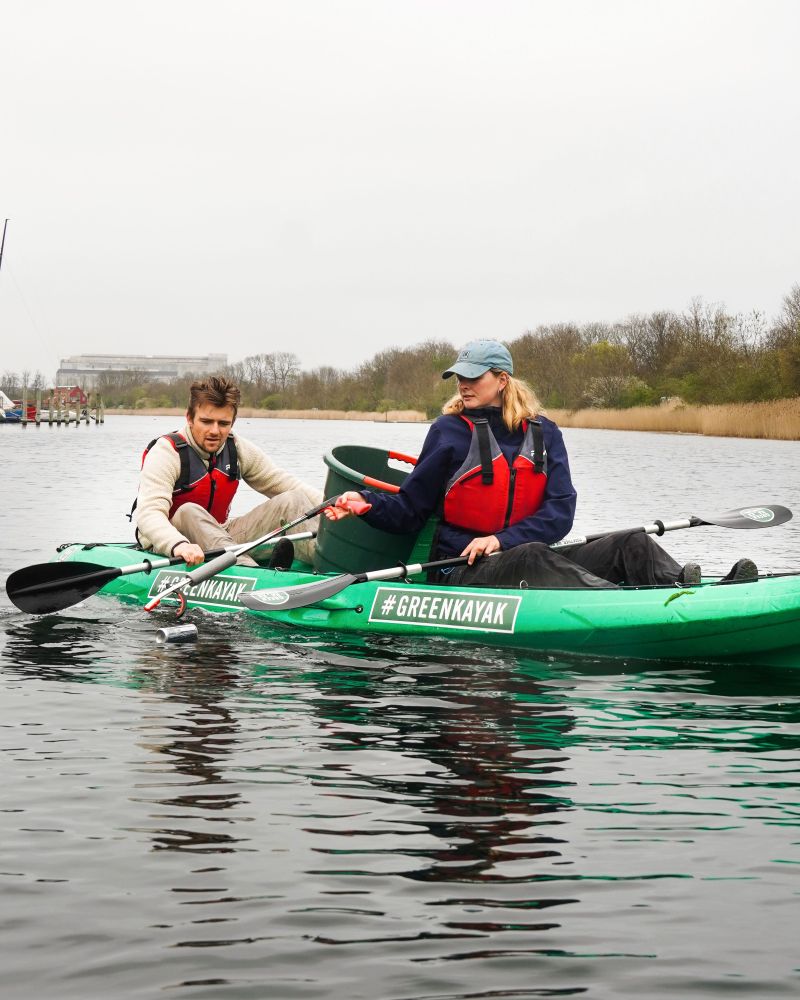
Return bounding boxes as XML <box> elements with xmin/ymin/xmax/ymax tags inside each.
<box><xmin>171</xmin><ymin>488</ymin><xmax>320</xmax><ymax>566</ymax></box>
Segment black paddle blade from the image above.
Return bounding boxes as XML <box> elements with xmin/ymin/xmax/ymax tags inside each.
<box><xmin>697</xmin><ymin>504</ymin><xmax>793</xmax><ymax>529</ymax></box>
<box><xmin>5</xmin><ymin>561</ymin><xmax>118</xmax><ymax>614</ymax></box>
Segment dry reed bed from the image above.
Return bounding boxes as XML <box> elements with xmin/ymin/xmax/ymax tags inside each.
<box><xmin>114</xmin><ymin>400</ymin><xmax>800</xmax><ymax>439</ymax></box>
<box><xmin>548</xmin><ymin>398</ymin><xmax>800</xmax><ymax>440</ymax></box>
<box><xmin>238</xmin><ymin>408</ymin><xmax>428</xmax><ymax>422</ymax></box>
<box><xmin>114</xmin><ymin>408</ymin><xmax>428</xmax><ymax>422</ymax></box>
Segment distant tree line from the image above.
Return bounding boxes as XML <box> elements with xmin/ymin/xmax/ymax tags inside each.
<box><xmin>4</xmin><ymin>285</ymin><xmax>799</xmax><ymax>415</ymax></box>
<box><xmin>0</xmin><ymin>369</ymin><xmax>49</xmax><ymax>398</ymax></box>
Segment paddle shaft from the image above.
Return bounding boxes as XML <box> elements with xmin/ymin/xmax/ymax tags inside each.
<box><xmin>550</xmin><ymin>516</ymin><xmax>698</xmax><ymax>549</ymax></box>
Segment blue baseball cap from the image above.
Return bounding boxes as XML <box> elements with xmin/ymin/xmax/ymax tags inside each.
<box><xmin>442</xmin><ymin>339</ymin><xmax>514</xmax><ymax>379</ymax></box>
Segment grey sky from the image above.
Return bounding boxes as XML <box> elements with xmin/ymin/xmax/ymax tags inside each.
<box><xmin>2</xmin><ymin>0</ymin><xmax>798</xmax><ymax>381</ymax></box>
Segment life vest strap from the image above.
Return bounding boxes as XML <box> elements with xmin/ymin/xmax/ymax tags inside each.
<box><xmin>155</xmin><ymin>432</ymin><xmax>192</xmax><ymax>493</ymax></box>
<box><xmin>473</xmin><ymin>418</ymin><xmax>494</xmax><ymax>484</ymax></box>
<box><xmin>531</xmin><ymin>420</ymin><xmax>544</xmax><ymax>474</ymax></box>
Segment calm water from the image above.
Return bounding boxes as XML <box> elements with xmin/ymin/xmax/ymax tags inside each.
<box><xmin>1</xmin><ymin>416</ymin><xmax>799</xmax><ymax>999</ymax></box>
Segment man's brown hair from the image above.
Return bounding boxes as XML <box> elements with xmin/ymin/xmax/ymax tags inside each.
<box><xmin>187</xmin><ymin>375</ymin><xmax>241</xmax><ymax>420</ymax></box>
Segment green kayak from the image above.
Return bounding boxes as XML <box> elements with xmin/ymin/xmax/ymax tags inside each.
<box><xmin>10</xmin><ymin>449</ymin><xmax>796</xmax><ymax>666</ymax></box>
<box><xmin>46</xmin><ymin>541</ymin><xmax>800</xmax><ymax>667</ymax></box>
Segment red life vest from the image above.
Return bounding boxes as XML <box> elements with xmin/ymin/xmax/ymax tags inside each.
<box><xmin>443</xmin><ymin>416</ymin><xmax>547</xmax><ymax>535</ymax></box>
<box><xmin>137</xmin><ymin>431</ymin><xmax>240</xmax><ymax>525</ymax></box>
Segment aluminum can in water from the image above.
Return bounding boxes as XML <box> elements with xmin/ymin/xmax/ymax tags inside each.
<box><xmin>155</xmin><ymin>624</ymin><xmax>198</xmax><ymax>644</ymax></box>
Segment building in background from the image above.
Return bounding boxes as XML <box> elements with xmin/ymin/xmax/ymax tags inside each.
<box><xmin>56</xmin><ymin>353</ymin><xmax>227</xmax><ymax>388</ymax></box>
<box><xmin>53</xmin><ymin>386</ymin><xmax>89</xmax><ymax>408</ymax></box>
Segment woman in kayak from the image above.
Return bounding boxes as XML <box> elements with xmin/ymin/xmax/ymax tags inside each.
<box><xmin>326</xmin><ymin>339</ymin><xmax>756</xmax><ymax>589</ymax></box>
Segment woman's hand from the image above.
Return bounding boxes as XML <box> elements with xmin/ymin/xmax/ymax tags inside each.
<box><xmin>323</xmin><ymin>491</ymin><xmax>372</xmax><ymax>521</ymax></box>
<box><xmin>460</xmin><ymin>534</ymin><xmax>501</xmax><ymax>565</ymax></box>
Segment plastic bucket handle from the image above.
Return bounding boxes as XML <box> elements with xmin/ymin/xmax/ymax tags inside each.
<box><xmin>325</xmin><ymin>449</ymin><xmax>417</xmax><ymax>494</ymax></box>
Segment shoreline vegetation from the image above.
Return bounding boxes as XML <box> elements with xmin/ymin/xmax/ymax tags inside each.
<box><xmin>115</xmin><ymin>407</ymin><xmax>429</xmax><ymax>423</ymax></box>
<box><xmin>115</xmin><ymin>396</ymin><xmax>800</xmax><ymax>440</ymax></box>
<box><xmin>7</xmin><ymin>288</ymin><xmax>800</xmax><ymax>438</ymax></box>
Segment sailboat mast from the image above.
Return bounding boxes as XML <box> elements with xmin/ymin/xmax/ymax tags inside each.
<box><xmin>0</xmin><ymin>219</ymin><xmax>8</xmax><ymax>276</ymax></box>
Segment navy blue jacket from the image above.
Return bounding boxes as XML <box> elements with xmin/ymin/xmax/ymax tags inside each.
<box><xmin>361</xmin><ymin>407</ymin><xmax>577</xmax><ymax>558</ymax></box>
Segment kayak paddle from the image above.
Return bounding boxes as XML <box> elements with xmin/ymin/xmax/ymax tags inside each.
<box><xmin>240</xmin><ymin>503</ymin><xmax>793</xmax><ymax>613</ymax></box>
<box><xmin>6</xmin><ymin>531</ymin><xmax>316</xmax><ymax>615</ymax></box>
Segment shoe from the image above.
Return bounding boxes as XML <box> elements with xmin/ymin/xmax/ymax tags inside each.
<box><xmin>268</xmin><ymin>537</ymin><xmax>295</xmax><ymax>571</ymax></box>
<box><xmin>722</xmin><ymin>558</ymin><xmax>758</xmax><ymax>583</ymax></box>
<box><xmin>677</xmin><ymin>561</ymin><xmax>702</xmax><ymax>586</ymax></box>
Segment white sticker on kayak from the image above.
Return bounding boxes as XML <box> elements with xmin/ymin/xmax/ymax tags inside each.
<box><xmin>148</xmin><ymin>570</ymin><xmax>256</xmax><ymax>609</ymax></box>
<box><xmin>740</xmin><ymin>507</ymin><xmax>775</xmax><ymax>523</ymax></box>
<box><xmin>368</xmin><ymin>586</ymin><xmax>522</xmax><ymax>633</ymax></box>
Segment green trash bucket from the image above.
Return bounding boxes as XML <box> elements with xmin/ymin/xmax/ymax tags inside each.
<box><xmin>314</xmin><ymin>445</ymin><xmax>435</xmax><ymax>574</ymax></box>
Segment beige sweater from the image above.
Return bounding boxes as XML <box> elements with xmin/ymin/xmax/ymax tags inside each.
<box><xmin>135</xmin><ymin>425</ymin><xmax>322</xmax><ymax>556</ymax></box>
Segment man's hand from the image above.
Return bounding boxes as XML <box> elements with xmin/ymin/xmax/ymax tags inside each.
<box><xmin>173</xmin><ymin>541</ymin><xmax>206</xmax><ymax>566</ymax></box>
<box><xmin>460</xmin><ymin>534</ymin><xmax>501</xmax><ymax>565</ymax></box>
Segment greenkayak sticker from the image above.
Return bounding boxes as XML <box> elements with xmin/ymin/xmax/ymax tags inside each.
<box><xmin>368</xmin><ymin>586</ymin><xmax>521</xmax><ymax>633</ymax></box>
<box><xmin>148</xmin><ymin>570</ymin><xmax>256</xmax><ymax>609</ymax></box>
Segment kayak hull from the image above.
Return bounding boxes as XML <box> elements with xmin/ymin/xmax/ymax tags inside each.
<box><xmin>52</xmin><ymin>543</ymin><xmax>800</xmax><ymax>666</ymax></box>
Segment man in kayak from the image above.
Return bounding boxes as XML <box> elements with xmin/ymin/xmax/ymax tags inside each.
<box><xmin>325</xmin><ymin>340</ymin><xmax>757</xmax><ymax>588</ymax></box>
<box><xmin>132</xmin><ymin>375</ymin><xmax>321</xmax><ymax>567</ymax></box>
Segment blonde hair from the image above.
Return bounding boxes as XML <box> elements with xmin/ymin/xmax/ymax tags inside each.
<box><xmin>442</xmin><ymin>370</ymin><xmax>541</xmax><ymax>430</ymax></box>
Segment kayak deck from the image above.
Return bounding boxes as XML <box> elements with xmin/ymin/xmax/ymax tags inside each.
<box><xmin>51</xmin><ymin>542</ymin><xmax>800</xmax><ymax>667</ymax></box>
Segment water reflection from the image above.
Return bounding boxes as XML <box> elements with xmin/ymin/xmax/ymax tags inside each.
<box><xmin>2</xmin><ymin>612</ymin><xmax>253</xmax><ymax>854</ymax></box>
<box><xmin>235</xmin><ymin>641</ymin><xmax>583</xmax><ymax>956</ymax></box>
<box><xmin>2</xmin><ymin>610</ymin><xmax>799</xmax><ymax>994</ymax></box>
<box><xmin>127</xmin><ymin>643</ymin><xmax>248</xmax><ymax>855</ymax></box>
<box><xmin>1</xmin><ymin>611</ymin><xmax>141</xmax><ymax>684</ymax></box>
<box><xmin>296</xmin><ymin>647</ymin><xmax>576</xmax><ymax>884</ymax></box>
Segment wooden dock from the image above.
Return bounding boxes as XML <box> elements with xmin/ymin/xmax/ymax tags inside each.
<box><xmin>3</xmin><ymin>391</ymin><xmax>105</xmax><ymax>428</ymax></box>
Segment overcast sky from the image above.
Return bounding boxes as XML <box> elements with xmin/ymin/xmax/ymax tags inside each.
<box><xmin>2</xmin><ymin>0</ymin><xmax>798</xmax><ymax>381</ymax></box>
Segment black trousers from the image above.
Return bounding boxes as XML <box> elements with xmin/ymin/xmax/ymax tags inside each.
<box><xmin>442</xmin><ymin>530</ymin><xmax>683</xmax><ymax>590</ymax></box>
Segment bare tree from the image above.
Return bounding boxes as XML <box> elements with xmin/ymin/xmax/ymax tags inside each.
<box><xmin>769</xmin><ymin>283</ymin><xmax>800</xmax><ymax>347</ymax></box>
<box><xmin>620</xmin><ymin>311</ymin><xmax>681</xmax><ymax>377</ymax></box>
<box><xmin>780</xmin><ymin>283</ymin><xmax>800</xmax><ymax>328</ymax></box>
<box><xmin>730</xmin><ymin>310</ymin><xmax>768</xmax><ymax>359</ymax></box>
<box><xmin>223</xmin><ymin>359</ymin><xmax>247</xmax><ymax>384</ymax></box>
<box><xmin>266</xmin><ymin>352</ymin><xmax>301</xmax><ymax>392</ymax></box>
<box><xmin>1</xmin><ymin>369</ymin><xmax>20</xmax><ymax>394</ymax></box>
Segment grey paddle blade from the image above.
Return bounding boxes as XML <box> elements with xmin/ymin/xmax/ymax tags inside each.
<box><xmin>241</xmin><ymin>573</ymin><xmax>359</xmax><ymax>611</ymax></box>
<box><xmin>696</xmin><ymin>504</ymin><xmax>793</xmax><ymax>529</ymax></box>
